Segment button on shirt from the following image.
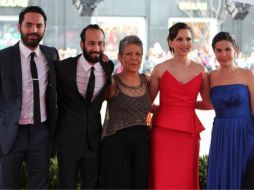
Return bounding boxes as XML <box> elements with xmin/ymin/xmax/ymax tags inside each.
<box><xmin>76</xmin><ymin>55</ymin><xmax>106</xmax><ymax>101</ymax></box>
<box><xmin>18</xmin><ymin>41</ymin><xmax>49</xmax><ymax>125</ymax></box>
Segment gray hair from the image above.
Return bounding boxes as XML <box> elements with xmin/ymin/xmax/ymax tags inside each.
<box><xmin>118</xmin><ymin>35</ymin><xmax>143</xmax><ymax>55</ymax></box>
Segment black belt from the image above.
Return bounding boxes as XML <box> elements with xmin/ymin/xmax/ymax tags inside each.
<box><xmin>18</xmin><ymin>121</ymin><xmax>47</xmax><ymax>127</ymax></box>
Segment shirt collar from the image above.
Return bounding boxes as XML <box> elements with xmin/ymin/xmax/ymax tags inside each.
<box><xmin>19</xmin><ymin>40</ymin><xmax>42</xmax><ymax>58</ymax></box>
<box><xmin>79</xmin><ymin>54</ymin><xmax>101</xmax><ymax>72</ymax></box>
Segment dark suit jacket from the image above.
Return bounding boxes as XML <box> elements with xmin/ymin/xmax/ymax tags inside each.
<box><xmin>55</xmin><ymin>54</ymin><xmax>114</xmax><ymax>152</ymax></box>
<box><xmin>0</xmin><ymin>42</ymin><xmax>59</xmax><ymax>155</ymax></box>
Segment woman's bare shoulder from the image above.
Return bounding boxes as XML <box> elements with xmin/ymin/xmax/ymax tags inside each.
<box><xmin>238</xmin><ymin>68</ymin><xmax>254</xmax><ymax>80</ymax></box>
<box><xmin>209</xmin><ymin>69</ymin><xmax>219</xmax><ymax>75</ymax></box>
<box><xmin>154</xmin><ymin>60</ymin><xmax>170</xmax><ymax>69</ymax></box>
<box><xmin>190</xmin><ymin>61</ymin><xmax>206</xmax><ymax>73</ymax></box>
<box><xmin>152</xmin><ymin>59</ymin><xmax>171</xmax><ymax>76</ymax></box>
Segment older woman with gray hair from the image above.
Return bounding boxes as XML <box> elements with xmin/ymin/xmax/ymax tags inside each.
<box><xmin>100</xmin><ymin>35</ymin><xmax>150</xmax><ymax>189</ymax></box>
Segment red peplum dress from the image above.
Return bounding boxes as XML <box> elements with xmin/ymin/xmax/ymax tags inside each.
<box><xmin>150</xmin><ymin>71</ymin><xmax>204</xmax><ymax>189</ymax></box>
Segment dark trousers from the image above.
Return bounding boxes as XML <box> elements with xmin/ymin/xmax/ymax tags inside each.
<box><xmin>101</xmin><ymin>125</ymin><xmax>150</xmax><ymax>189</ymax></box>
<box><xmin>0</xmin><ymin>124</ymin><xmax>49</xmax><ymax>189</ymax></box>
<box><xmin>57</xmin><ymin>149</ymin><xmax>99</xmax><ymax>189</ymax></box>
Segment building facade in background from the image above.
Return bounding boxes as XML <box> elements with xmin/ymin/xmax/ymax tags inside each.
<box><xmin>1</xmin><ymin>0</ymin><xmax>254</xmax><ymax>75</ymax></box>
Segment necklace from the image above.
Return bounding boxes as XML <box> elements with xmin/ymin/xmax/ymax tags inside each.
<box><xmin>116</xmin><ymin>74</ymin><xmax>143</xmax><ymax>89</ymax></box>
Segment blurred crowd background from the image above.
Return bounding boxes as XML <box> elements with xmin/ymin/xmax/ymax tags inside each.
<box><xmin>1</xmin><ymin>0</ymin><xmax>254</xmax><ymax>75</ymax></box>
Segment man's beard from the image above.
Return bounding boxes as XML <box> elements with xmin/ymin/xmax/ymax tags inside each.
<box><xmin>20</xmin><ymin>31</ymin><xmax>43</xmax><ymax>49</ymax></box>
<box><xmin>83</xmin><ymin>48</ymin><xmax>103</xmax><ymax>64</ymax></box>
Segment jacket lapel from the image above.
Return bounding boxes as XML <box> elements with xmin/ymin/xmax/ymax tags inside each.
<box><xmin>74</xmin><ymin>55</ymin><xmax>88</xmax><ymax>102</ymax></box>
<box><xmin>91</xmin><ymin>60</ymin><xmax>113</xmax><ymax>104</ymax></box>
<box><xmin>40</xmin><ymin>46</ymin><xmax>56</xmax><ymax>88</ymax></box>
<box><xmin>100</xmin><ymin>60</ymin><xmax>113</xmax><ymax>78</ymax></box>
<box><xmin>11</xmin><ymin>43</ymin><xmax>22</xmax><ymax>96</ymax></box>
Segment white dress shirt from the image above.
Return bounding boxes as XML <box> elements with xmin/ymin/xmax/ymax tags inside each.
<box><xmin>76</xmin><ymin>55</ymin><xmax>106</xmax><ymax>101</ymax></box>
<box><xmin>18</xmin><ymin>41</ymin><xmax>49</xmax><ymax>125</ymax></box>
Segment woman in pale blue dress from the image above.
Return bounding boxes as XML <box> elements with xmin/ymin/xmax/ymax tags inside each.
<box><xmin>206</xmin><ymin>32</ymin><xmax>254</xmax><ymax>189</ymax></box>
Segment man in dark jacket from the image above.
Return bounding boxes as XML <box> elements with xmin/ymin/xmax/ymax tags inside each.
<box><xmin>55</xmin><ymin>24</ymin><xmax>114</xmax><ymax>189</ymax></box>
<box><xmin>0</xmin><ymin>6</ymin><xmax>58</xmax><ymax>189</ymax></box>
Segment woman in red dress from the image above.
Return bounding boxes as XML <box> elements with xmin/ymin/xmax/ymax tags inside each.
<box><xmin>149</xmin><ymin>22</ymin><xmax>211</xmax><ymax>189</ymax></box>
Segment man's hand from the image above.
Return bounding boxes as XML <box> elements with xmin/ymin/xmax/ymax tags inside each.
<box><xmin>102</xmin><ymin>53</ymin><xmax>109</xmax><ymax>62</ymax></box>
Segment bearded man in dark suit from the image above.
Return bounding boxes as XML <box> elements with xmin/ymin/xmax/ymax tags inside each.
<box><xmin>55</xmin><ymin>24</ymin><xmax>114</xmax><ymax>189</ymax></box>
<box><xmin>0</xmin><ymin>6</ymin><xmax>58</xmax><ymax>189</ymax></box>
